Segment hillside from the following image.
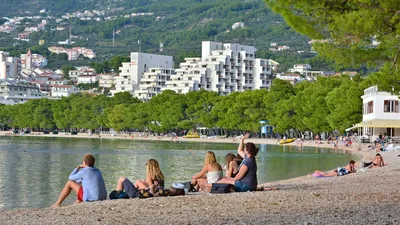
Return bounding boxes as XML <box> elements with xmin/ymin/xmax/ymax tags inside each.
<box><xmin>1</xmin><ymin>0</ymin><xmax>317</xmax><ymax>71</ymax></box>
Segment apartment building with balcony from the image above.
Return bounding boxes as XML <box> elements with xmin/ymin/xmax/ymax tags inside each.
<box><xmin>134</xmin><ymin>68</ymin><xmax>174</xmax><ymax>101</ymax></box>
<box><xmin>164</xmin><ymin>41</ymin><xmax>274</xmax><ymax>95</ymax></box>
<box><xmin>112</xmin><ymin>52</ymin><xmax>174</xmax><ymax>95</ymax></box>
<box><xmin>0</xmin><ymin>80</ymin><xmax>43</xmax><ymax>104</ymax></box>
<box><xmin>98</xmin><ymin>73</ymin><xmax>116</xmax><ymax>88</ymax></box>
<box><xmin>163</xmin><ymin>58</ymin><xmax>210</xmax><ymax>94</ymax></box>
<box><xmin>68</xmin><ymin>67</ymin><xmax>96</xmax><ymax>81</ymax></box>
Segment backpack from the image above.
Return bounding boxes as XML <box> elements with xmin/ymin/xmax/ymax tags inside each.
<box><xmin>138</xmin><ymin>189</ymin><xmax>154</xmax><ymax>198</ymax></box>
<box><xmin>210</xmin><ymin>183</ymin><xmax>233</xmax><ymax>194</ymax></box>
<box><xmin>109</xmin><ymin>190</ymin><xmax>129</xmax><ymax>200</ymax></box>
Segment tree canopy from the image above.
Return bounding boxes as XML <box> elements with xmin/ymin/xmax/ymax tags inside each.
<box><xmin>265</xmin><ymin>0</ymin><xmax>400</xmax><ymax>71</ymax></box>
<box><xmin>0</xmin><ymin>75</ymin><xmax>378</xmax><ymax>136</ymax></box>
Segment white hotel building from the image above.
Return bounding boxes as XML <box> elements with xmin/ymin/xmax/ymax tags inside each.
<box><xmin>111</xmin><ymin>52</ymin><xmax>174</xmax><ymax>96</ymax></box>
<box><xmin>163</xmin><ymin>58</ymin><xmax>208</xmax><ymax>94</ymax></box>
<box><xmin>134</xmin><ymin>68</ymin><xmax>175</xmax><ymax>101</ymax></box>
<box><xmin>113</xmin><ymin>42</ymin><xmax>274</xmax><ymax>98</ymax></box>
<box><xmin>163</xmin><ymin>41</ymin><xmax>274</xmax><ymax>95</ymax></box>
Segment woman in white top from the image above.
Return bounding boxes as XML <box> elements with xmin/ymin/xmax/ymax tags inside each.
<box><xmin>191</xmin><ymin>151</ymin><xmax>223</xmax><ymax>192</ymax></box>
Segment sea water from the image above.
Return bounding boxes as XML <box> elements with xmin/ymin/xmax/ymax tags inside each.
<box><xmin>0</xmin><ymin>136</ymin><xmax>356</xmax><ymax>210</ymax></box>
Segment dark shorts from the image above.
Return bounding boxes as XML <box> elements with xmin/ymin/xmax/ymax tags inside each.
<box><xmin>234</xmin><ymin>180</ymin><xmax>255</xmax><ymax>192</ymax></box>
<box><xmin>123</xmin><ymin>178</ymin><xmax>140</xmax><ymax>198</ymax></box>
<box><xmin>77</xmin><ymin>186</ymin><xmax>84</xmax><ymax>202</ymax></box>
<box><xmin>337</xmin><ymin>168</ymin><xmax>349</xmax><ymax>176</ymax></box>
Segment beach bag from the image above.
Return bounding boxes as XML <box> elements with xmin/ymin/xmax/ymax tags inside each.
<box><xmin>138</xmin><ymin>189</ymin><xmax>154</xmax><ymax>198</ymax></box>
<box><xmin>167</xmin><ymin>183</ymin><xmax>185</xmax><ymax>196</ymax></box>
<box><xmin>109</xmin><ymin>190</ymin><xmax>129</xmax><ymax>200</ymax></box>
<box><xmin>183</xmin><ymin>181</ymin><xmax>196</xmax><ymax>192</ymax></box>
<box><xmin>168</xmin><ymin>187</ymin><xmax>185</xmax><ymax>196</ymax></box>
<box><xmin>210</xmin><ymin>183</ymin><xmax>233</xmax><ymax>194</ymax></box>
<box><xmin>155</xmin><ymin>187</ymin><xmax>169</xmax><ymax>197</ymax></box>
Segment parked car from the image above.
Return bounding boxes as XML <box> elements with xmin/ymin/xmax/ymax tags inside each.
<box><xmin>52</xmin><ymin>130</ymin><xmax>59</xmax><ymax>135</ymax></box>
<box><xmin>43</xmin><ymin>130</ymin><xmax>50</xmax><ymax>134</ymax></box>
<box><xmin>71</xmin><ymin>131</ymin><xmax>77</xmax><ymax>135</ymax></box>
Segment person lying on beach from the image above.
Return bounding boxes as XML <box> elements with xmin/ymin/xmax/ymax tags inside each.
<box><xmin>191</xmin><ymin>151</ymin><xmax>223</xmax><ymax>192</ymax></box>
<box><xmin>51</xmin><ymin>154</ymin><xmax>107</xmax><ymax>207</ymax></box>
<box><xmin>115</xmin><ymin>159</ymin><xmax>164</xmax><ymax>198</ymax></box>
<box><xmin>218</xmin><ymin>134</ymin><xmax>259</xmax><ymax>192</ymax></box>
<box><xmin>363</xmin><ymin>153</ymin><xmax>384</xmax><ymax>168</ymax></box>
<box><xmin>225</xmin><ymin>153</ymin><xmax>239</xmax><ymax>178</ymax></box>
<box><xmin>313</xmin><ymin>160</ymin><xmax>356</xmax><ymax>177</ymax></box>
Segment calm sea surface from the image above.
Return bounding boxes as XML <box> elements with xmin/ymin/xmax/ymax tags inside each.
<box><xmin>0</xmin><ymin>136</ymin><xmax>357</xmax><ymax>210</ymax></box>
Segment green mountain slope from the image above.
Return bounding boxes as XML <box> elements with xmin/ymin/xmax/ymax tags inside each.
<box><xmin>2</xmin><ymin>0</ymin><xmax>314</xmax><ymax>70</ymax></box>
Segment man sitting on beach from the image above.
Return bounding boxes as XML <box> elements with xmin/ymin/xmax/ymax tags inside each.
<box><xmin>51</xmin><ymin>154</ymin><xmax>107</xmax><ymax>207</ymax></box>
<box><xmin>313</xmin><ymin>160</ymin><xmax>356</xmax><ymax>177</ymax></box>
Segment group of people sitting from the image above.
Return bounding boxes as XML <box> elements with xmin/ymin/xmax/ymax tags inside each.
<box><xmin>52</xmin><ymin>134</ymin><xmax>259</xmax><ymax>207</ymax></box>
<box><xmin>190</xmin><ymin>135</ymin><xmax>258</xmax><ymax>192</ymax></box>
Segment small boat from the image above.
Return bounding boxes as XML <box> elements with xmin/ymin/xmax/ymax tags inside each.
<box><xmin>279</xmin><ymin>138</ymin><xmax>296</xmax><ymax>144</ymax></box>
<box><xmin>184</xmin><ymin>131</ymin><xmax>200</xmax><ymax>138</ymax></box>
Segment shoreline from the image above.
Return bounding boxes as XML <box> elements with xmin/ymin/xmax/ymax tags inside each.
<box><xmin>0</xmin><ymin>131</ymin><xmax>367</xmax><ymax>186</ymax></box>
<box><xmin>0</xmin><ymin>131</ymin><xmax>365</xmax><ymax>153</ymax></box>
<box><xmin>0</xmin><ymin>133</ymin><xmax>398</xmax><ymax>224</ymax></box>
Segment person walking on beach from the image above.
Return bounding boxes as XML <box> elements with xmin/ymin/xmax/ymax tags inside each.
<box><xmin>51</xmin><ymin>154</ymin><xmax>107</xmax><ymax>207</ymax></box>
<box><xmin>218</xmin><ymin>134</ymin><xmax>259</xmax><ymax>192</ymax></box>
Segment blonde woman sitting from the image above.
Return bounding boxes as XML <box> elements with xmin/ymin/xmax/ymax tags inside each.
<box><xmin>191</xmin><ymin>151</ymin><xmax>223</xmax><ymax>192</ymax></box>
<box><xmin>115</xmin><ymin>159</ymin><xmax>164</xmax><ymax>198</ymax></box>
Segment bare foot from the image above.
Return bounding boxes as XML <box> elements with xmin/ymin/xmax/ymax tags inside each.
<box><xmin>51</xmin><ymin>204</ymin><xmax>61</xmax><ymax>208</ymax></box>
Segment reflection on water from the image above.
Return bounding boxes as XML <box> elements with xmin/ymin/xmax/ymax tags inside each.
<box><xmin>0</xmin><ymin>137</ymin><xmax>356</xmax><ymax>210</ymax></box>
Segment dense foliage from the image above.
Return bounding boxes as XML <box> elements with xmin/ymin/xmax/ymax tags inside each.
<box><xmin>0</xmin><ymin>76</ymin><xmax>376</xmax><ymax>136</ymax></box>
<box><xmin>266</xmin><ymin>0</ymin><xmax>400</xmax><ymax>89</ymax></box>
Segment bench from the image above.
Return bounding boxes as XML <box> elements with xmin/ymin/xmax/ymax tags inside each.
<box><xmin>391</xmin><ymin>137</ymin><xmax>400</xmax><ymax>144</ymax></box>
<box><xmin>360</xmin><ymin>137</ymin><xmax>370</xmax><ymax>143</ymax></box>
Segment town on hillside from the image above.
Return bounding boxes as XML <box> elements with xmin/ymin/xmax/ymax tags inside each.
<box><xmin>1</xmin><ymin>6</ymin><xmax>377</xmax><ymax>105</ymax></box>
<box><xmin>0</xmin><ymin>39</ymin><xmax>360</xmax><ymax>104</ymax></box>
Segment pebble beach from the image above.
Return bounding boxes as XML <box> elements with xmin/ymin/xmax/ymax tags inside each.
<box><xmin>0</xmin><ymin>133</ymin><xmax>399</xmax><ymax>224</ymax></box>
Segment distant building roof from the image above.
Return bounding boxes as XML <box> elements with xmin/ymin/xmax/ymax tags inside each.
<box><xmin>52</xmin><ymin>85</ymin><xmax>73</xmax><ymax>88</ymax></box>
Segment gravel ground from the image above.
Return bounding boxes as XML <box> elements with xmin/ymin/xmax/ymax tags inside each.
<box><xmin>1</xmin><ymin>145</ymin><xmax>399</xmax><ymax>225</ymax></box>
